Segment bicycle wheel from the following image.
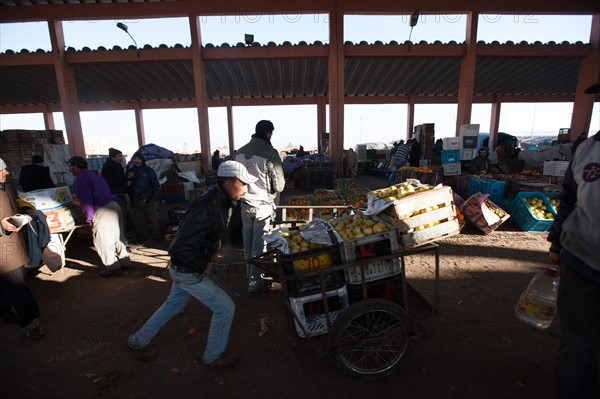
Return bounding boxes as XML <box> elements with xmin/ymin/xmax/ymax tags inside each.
<box><xmin>328</xmin><ymin>298</ymin><xmax>415</xmax><ymax>380</ymax></box>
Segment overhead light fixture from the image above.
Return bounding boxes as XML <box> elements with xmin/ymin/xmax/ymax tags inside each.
<box><xmin>117</xmin><ymin>22</ymin><xmax>140</xmax><ymax>56</ymax></box>
<box><xmin>408</xmin><ymin>11</ymin><xmax>419</xmax><ymax>42</ymax></box>
<box><xmin>245</xmin><ymin>34</ymin><xmax>254</xmax><ymax>46</ymax></box>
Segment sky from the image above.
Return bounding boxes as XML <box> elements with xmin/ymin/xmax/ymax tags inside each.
<box><xmin>0</xmin><ymin>13</ymin><xmax>598</xmax><ymax>157</ymax></box>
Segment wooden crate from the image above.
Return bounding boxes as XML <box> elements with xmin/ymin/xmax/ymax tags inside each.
<box><xmin>400</xmin><ymin>218</ymin><xmax>461</xmax><ymax>248</ymax></box>
<box><xmin>383</xmin><ymin>186</ymin><xmax>454</xmax><ymax>221</ymax></box>
<box><xmin>381</xmin><ymin>204</ymin><xmax>457</xmax><ymax>233</ymax></box>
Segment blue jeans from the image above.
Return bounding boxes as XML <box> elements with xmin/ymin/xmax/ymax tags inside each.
<box><xmin>387</xmin><ymin>157</ymin><xmax>406</xmax><ymax>186</ymax></box>
<box><xmin>240</xmin><ymin>202</ymin><xmax>274</xmax><ymax>288</ymax></box>
<box><xmin>555</xmin><ymin>261</ymin><xmax>600</xmax><ymax>399</ymax></box>
<box><xmin>128</xmin><ymin>266</ymin><xmax>235</xmax><ymax>364</ymax></box>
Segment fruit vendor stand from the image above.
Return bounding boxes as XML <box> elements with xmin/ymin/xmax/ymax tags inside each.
<box><xmin>240</xmin><ymin>180</ymin><xmax>458</xmax><ymax>379</ymax></box>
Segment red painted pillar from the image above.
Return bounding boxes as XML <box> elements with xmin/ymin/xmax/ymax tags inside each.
<box><xmin>489</xmin><ymin>100</ymin><xmax>501</xmax><ymax>150</ymax></box>
<box><xmin>134</xmin><ymin>103</ymin><xmax>146</xmax><ymax>148</ymax></box>
<box><xmin>328</xmin><ymin>8</ymin><xmax>344</xmax><ymax>173</ymax></box>
<box><xmin>455</xmin><ymin>11</ymin><xmax>478</xmax><ymax>136</ymax></box>
<box><xmin>190</xmin><ymin>15</ymin><xmax>211</xmax><ymax>171</ymax></box>
<box><xmin>226</xmin><ymin>98</ymin><xmax>235</xmax><ymax>156</ymax></box>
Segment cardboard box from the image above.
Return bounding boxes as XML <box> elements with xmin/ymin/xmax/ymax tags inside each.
<box><xmin>42</xmin><ymin>203</ymin><xmax>84</xmax><ymax>233</ymax></box>
<box><xmin>461</xmin><ymin>149</ymin><xmax>477</xmax><ymax>160</ymax></box>
<box><xmin>462</xmin><ymin>136</ymin><xmax>478</xmax><ymax>149</ymax></box>
<box><xmin>461</xmin><ymin>194</ymin><xmax>510</xmax><ymax>235</ymax></box>
<box><xmin>442</xmin><ymin>137</ymin><xmax>461</xmax><ymax>150</ymax></box>
<box><xmin>459</xmin><ymin>124</ymin><xmax>480</xmax><ymax>137</ymax></box>
<box><xmin>442</xmin><ymin>162</ymin><xmax>461</xmax><ymax>176</ymax></box>
<box><xmin>441</xmin><ymin>150</ymin><xmax>460</xmax><ymax>164</ymax></box>
<box><xmin>19</xmin><ymin>186</ymin><xmax>74</xmax><ymax>211</ymax></box>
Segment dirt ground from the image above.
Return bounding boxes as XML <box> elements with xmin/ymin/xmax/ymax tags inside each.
<box><xmin>1</xmin><ymin>175</ymin><xmax>579</xmax><ymax>399</ymax></box>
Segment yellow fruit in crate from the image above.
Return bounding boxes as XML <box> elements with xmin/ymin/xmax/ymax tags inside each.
<box><xmin>362</xmin><ymin>226</ymin><xmax>373</xmax><ymax>235</ymax></box>
<box><xmin>372</xmin><ymin>222</ymin><xmax>388</xmax><ymax>234</ymax></box>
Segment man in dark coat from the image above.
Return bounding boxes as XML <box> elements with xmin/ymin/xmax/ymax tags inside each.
<box><xmin>101</xmin><ymin>148</ymin><xmax>130</xmax><ymax>230</ymax></box>
<box><xmin>128</xmin><ymin>152</ymin><xmax>161</xmax><ymax>243</ymax></box>
<box><xmin>19</xmin><ymin>155</ymin><xmax>54</xmax><ymax>192</ymax></box>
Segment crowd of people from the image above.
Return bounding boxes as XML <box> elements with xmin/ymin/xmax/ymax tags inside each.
<box><xmin>2</xmin><ymin>108</ymin><xmax>598</xmax><ymax>393</ymax></box>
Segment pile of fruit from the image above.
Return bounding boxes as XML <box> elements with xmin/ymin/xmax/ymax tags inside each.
<box><xmin>313</xmin><ymin>189</ymin><xmax>341</xmax><ymax>219</ymax></box>
<box><xmin>282</xmin><ymin>228</ymin><xmax>328</xmax><ymax>254</ymax></box>
<box><xmin>400</xmin><ymin>166</ymin><xmax>433</xmax><ymax>173</ymax></box>
<box><xmin>371</xmin><ymin>181</ymin><xmax>432</xmax><ymax>202</ymax></box>
<box><xmin>521</xmin><ymin>169</ymin><xmax>542</xmax><ymax>178</ymax></box>
<box><xmin>330</xmin><ymin>215</ymin><xmax>389</xmax><ymax>241</ymax></box>
<box><xmin>523</xmin><ymin>197</ymin><xmax>554</xmax><ymax>220</ymax></box>
<box><xmin>399</xmin><ymin>203</ymin><xmax>447</xmax><ymax>219</ymax></box>
<box><xmin>284</xmin><ymin>196</ymin><xmax>313</xmax><ymax>220</ymax></box>
<box><xmin>336</xmin><ymin>186</ymin><xmax>367</xmax><ymax>209</ymax></box>
<box><xmin>484</xmin><ymin>198</ymin><xmax>507</xmax><ymax>218</ymax></box>
<box><xmin>545</xmin><ymin>196</ymin><xmax>559</xmax><ymax>212</ymax></box>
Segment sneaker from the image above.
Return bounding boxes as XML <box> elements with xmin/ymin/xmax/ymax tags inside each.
<box><xmin>127</xmin><ymin>344</ymin><xmax>157</xmax><ymax>362</ymax></box>
<box><xmin>205</xmin><ymin>353</ymin><xmax>239</xmax><ymax>369</ymax></box>
<box><xmin>24</xmin><ymin>326</ymin><xmax>46</xmax><ymax>340</ymax></box>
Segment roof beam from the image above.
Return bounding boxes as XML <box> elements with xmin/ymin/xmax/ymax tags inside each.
<box><xmin>48</xmin><ymin>20</ymin><xmax>85</xmax><ymax>157</ymax></box>
<box><xmin>1</xmin><ymin>1</ymin><xmax>597</xmax><ymax>23</ymax></box>
<box><xmin>455</xmin><ymin>11</ymin><xmax>478</xmax><ymax>135</ymax></box>
<box><xmin>190</xmin><ymin>15</ymin><xmax>211</xmax><ymax>169</ymax></box>
<box><xmin>570</xmin><ymin>13</ymin><xmax>600</xmax><ymax>137</ymax></box>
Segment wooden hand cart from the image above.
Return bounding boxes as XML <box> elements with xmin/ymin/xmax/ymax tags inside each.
<box><xmin>243</xmin><ymin>242</ymin><xmax>440</xmax><ymax>380</ymax></box>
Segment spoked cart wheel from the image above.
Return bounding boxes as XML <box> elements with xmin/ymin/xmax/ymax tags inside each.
<box><xmin>328</xmin><ymin>298</ymin><xmax>415</xmax><ymax>380</ymax></box>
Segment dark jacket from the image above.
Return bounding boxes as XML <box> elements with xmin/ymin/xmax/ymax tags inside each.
<box><xmin>19</xmin><ymin>164</ymin><xmax>54</xmax><ymax>192</ymax></box>
<box><xmin>101</xmin><ymin>158</ymin><xmax>128</xmax><ymax>195</ymax></box>
<box><xmin>409</xmin><ymin>141</ymin><xmax>421</xmax><ymax>167</ymax></box>
<box><xmin>128</xmin><ymin>155</ymin><xmax>160</xmax><ymax>202</ymax></box>
<box><xmin>169</xmin><ymin>186</ymin><xmax>232</xmax><ymax>273</ymax></box>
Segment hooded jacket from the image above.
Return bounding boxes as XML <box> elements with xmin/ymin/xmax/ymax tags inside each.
<box><xmin>235</xmin><ymin>135</ymin><xmax>285</xmax><ymax>207</ymax></box>
<box><xmin>128</xmin><ymin>154</ymin><xmax>160</xmax><ymax>202</ymax></box>
<box><xmin>169</xmin><ymin>185</ymin><xmax>232</xmax><ymax>273</ymax></box>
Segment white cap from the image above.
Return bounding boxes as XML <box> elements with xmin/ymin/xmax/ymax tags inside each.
<box><xmin>0</xmin><ymin>157</ymin><xmax>6</xmax><ymax>170</ymax></box>
<box><xmin>217</xmin><ymin>160</ymin><xmax>258</xmax><ymax>184</ymax></box>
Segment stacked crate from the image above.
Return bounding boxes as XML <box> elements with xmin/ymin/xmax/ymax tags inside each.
<box><xmin>374</xmin><ymin>185</ymin><xmax>460</xmax><ymax>248</ymax></box>
<box><xmin>278</xmin><ymin>226</ymin><xmax>348</xmax><ymax>338</ymax></box>
<box><xmin>329</xmin><ymin>215</ymin><xmax>403</xmax><ymax>305</ymax></box>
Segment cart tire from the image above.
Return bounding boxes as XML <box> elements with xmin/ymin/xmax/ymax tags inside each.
<box><xmin>328</xmin><ymin>298</ymin><xmax>415</xmax><ymax>380</ymax></box>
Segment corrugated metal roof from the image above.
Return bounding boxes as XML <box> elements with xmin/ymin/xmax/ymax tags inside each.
<box><xmin>0</xmin><ymin>42</ymin><xmax>597</xmax><ymax>107</ymax></box>
<box><xmin>475</xmin><ymin>57</ymin><xmax>580</xmax><ymax>96</ymax></box>
<box><xmin>345</xmin><ymin>58</ymin><xmax>461</xmax><ymax>96</ymax></box>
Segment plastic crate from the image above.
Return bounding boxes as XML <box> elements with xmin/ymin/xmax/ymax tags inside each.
<box><xmin>441</xmin><ymin>150</ymin><xmax>460</xmax><ymax>164</ymax></box>
<box><xmin>510</xmin><ymin>192</ymin><xmax>556</xmax><ymax>232</ymax></box>
<box><xmin>278</xmin><ymin>231</ymin><xmax>340</xmax><ymax>274</ymax></box>
<box><xmin>344</xmin><ymin>257</ymin><xmax>401</xmax><ymax>285</ymax></box>
<box><xmin>289</xmin><ymin>286</ymin><xmax>349</xmax><ymax>338</ymax></box>
<box><xmin>468</xmin><ymin>178</ymin><xmax>505</xmax><ymax>203</ymax></box>
<box><xmin>337</xmin><ymin>229</ymin><xmax>400</xmax><ymax>284</ymax></box>
<box><xmin>347</xmin><ymin>274</ymin><xmax>403</xmax><ymax>305</ymax></box>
